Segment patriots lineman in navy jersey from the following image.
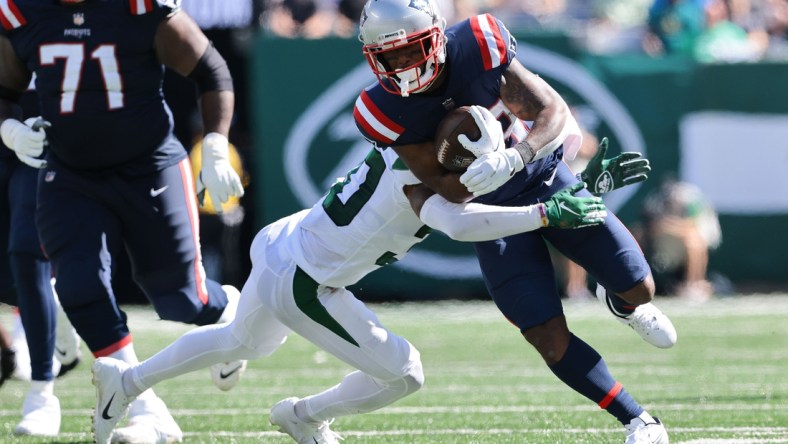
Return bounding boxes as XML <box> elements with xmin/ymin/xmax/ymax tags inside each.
<box><xmin>356</xmin><ymin>0</ymin><xmax>673</xmax><ymax>442</ymax></box>
<box><xmin>0</xmin><ymin>0</ymin><xmax>245</xmax><ymax>441</ymax></box>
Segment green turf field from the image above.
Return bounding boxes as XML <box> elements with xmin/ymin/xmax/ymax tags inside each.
<box><xmin>2</xmin><ymin>295</ymin><xmax>787</xmax><ymax>443</ymax></box>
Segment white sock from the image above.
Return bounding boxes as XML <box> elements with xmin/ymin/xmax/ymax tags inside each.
<box><xmin>108</xmin><ymin>343</ymin><xmax>140</xmax><ymax>365</ymax></box>
<box><xmin>29</xmin><ymin>379</ymin><xmax>55</xmax><ymax>395</ymax></box>
<box><xmin>638</xmin><ymin>410</ymin><xmax>655</xmax><ymax>424</ymax></box>
<box><xmin>302</xmin><ymin>369</ymin><xmax>419</xmax><ymax>422</ymax></box>
<box><xmin>129</xmin><ymin>323</ymin><xmax>249</xmax><ymax>395</ymax></box>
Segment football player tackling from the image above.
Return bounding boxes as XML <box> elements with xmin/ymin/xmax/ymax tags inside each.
<box><xmin>91</xmin><ymin>127</ymin><xmax>652</xmax><ymax>444</ymax></box>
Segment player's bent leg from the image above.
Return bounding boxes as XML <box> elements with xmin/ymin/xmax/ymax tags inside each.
<box><xmin>270</xmin><ymin>368</ymin><xmax>424</xmax><ymax>444</ymax></box>
<box><xmin>139</xmin><ymin>269</ymin><xmax>247</xmax><ymax>391</ymax></box>
<box><xmin>269</xmin><ymin>275</ymin><xmax>424</xmax><ymax>441</ymax></box>
<box><xmin>522</xmin><ymin>315</ymin><xmax>573</xmax><ymax>365</ymax></box>
<box><xmin>597</xmin><ymin>283</ymin><xmax>677</xmax><ymax>349</ymax></box>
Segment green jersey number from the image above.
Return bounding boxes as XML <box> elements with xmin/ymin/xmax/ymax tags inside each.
<box><xmin>322</xmin><ymin>148</ymin><xmax>385</xmax><ymax>227</ymax></box>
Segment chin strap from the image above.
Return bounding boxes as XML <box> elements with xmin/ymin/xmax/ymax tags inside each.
<box><xmin>397</xmin><ymin>67</ymin><xmax>420</xmax><ymax>97</ymax></box>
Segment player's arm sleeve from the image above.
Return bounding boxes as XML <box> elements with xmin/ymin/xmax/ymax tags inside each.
<box><xmin>419</xmin><ymin>193</ymin><xmax>545</xmax><ymax>242</ymax></box>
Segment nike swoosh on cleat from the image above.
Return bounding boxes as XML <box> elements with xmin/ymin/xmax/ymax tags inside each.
<box><xmin>55</xmin><ymin>346</ymin><xmax>68</xmax><ymax>356</ymax></box>
<box><xmin>219</xmin><ymin>365</ymin><xmax>243</xmax><ymax>379</ymax></box>
<box><xmin>101</xmin><ymin>393</ymin><xmax>116</xmax><ymax>420</ymax></box>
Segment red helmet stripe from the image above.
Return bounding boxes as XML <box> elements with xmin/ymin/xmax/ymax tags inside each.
<box><xmin>354</xmin><ymin>90</ymin><xmax>403</xmax><ymax>145</ymax></box>
<box><xmin>470</xmin><ymin>14</ymin><xmax>507</xmax><ymax>71</ymax></box>
<box><xmin>0</xmin><ymin>0</ymin><xmax>26</xmax><ymax>31</ymax></box>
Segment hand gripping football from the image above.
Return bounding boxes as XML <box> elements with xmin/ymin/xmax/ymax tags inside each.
<box><xmin>434</xmin><ymin>106</ymin><xmax>481</xmax><ymax>172</ymax></box>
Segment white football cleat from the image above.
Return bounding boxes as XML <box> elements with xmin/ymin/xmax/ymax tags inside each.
<box><xmin>270</xmin><ymin>397</ymin><xmax>342</xmax><ymax>444</ymax></box>
<box><xmin>112</xmin><ymin>396</ymin><xmax>183</xmax><ymax>444</ymax></box>
<box><xmin>597</xmin><ymin>285</ymin><xmax>677</xmax><ymax>349</ymax></box>
<box><xmin>92</xmin><ymin>358</ymin><xmax>134</xmax><ymax>444</ymax></box>
<box><xmin>14</xmin><ymin>390</ymin><xmax>61</xmax><ymax>437</ymax></box>
<box><xmin>624</xmin><ymin>412</ymin><xmax>669</xmax><ymax>444</ymax></box>
<box><xmin>210</xmin><ymin>359</ymin><xmax>247</xmax><ymax>392</ymax></box>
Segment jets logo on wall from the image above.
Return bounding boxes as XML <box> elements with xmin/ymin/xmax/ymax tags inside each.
<box><xmin>282</xmin><ymin>43</ymin><xmax>646</xmax><ymax>279</ymax></box>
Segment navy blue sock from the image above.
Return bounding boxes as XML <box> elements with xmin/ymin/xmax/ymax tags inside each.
<box><xmin>549</xmin><ymin>334</ymin><xmax>643</xmax><ymax>424</ymax></box>
<box><xmin>11</xmin><ymin>253</ymin><xmax>56</xmax><ymax>381</ymax></box>
<box><xmin>600</xmin><ymin>286</ymin><xmax>636</xmax><ymax>317</ymax></box>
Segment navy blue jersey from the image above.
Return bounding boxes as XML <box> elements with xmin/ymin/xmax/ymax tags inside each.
<box><xmin>1</xmin><ymin>0</ymin><xmax>185</xmax><ymax>172</ymax></box>
<box><xmin>353</xmin><ymin>14</ymin><xmax>559</xmax><ymax>205</ymax></box>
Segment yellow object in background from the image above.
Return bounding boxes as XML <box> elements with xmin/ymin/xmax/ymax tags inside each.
<box><xmin>189</xmin><ymin>140</ymin><xmax>249</xmax><ymax>215</ymax></box>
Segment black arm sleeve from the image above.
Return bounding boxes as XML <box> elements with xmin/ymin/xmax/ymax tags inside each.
<box><xmin>187</xmin><ymin>42</ymin><xmax>234</xmax><ymax>94</ymax></box>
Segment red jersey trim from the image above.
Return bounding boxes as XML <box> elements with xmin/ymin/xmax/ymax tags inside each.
<box><xmin>470</xmin><ymin>14</ymin><xmax>509</xmax><ymax>71</ymax></box>
<box><xmin>0</xmin><ymin>0</ymin><xmax>27</xmax><ymax>31</ymax></box>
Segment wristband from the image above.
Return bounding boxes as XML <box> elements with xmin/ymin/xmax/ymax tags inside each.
<box><xmin>513</xmin><ymin>140</ymin><xmax>536</xmax><ymax>164</ymax></box>
<box><xmin>537</xmin><ymin>203</ymin><xmax>549</xmax><ymax>227</ymax></box>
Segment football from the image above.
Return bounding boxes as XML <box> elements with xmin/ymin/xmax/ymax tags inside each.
<box><xmin>434</xmin><ymin>106</ymin><xmax>481</xmax><ymax>172</ymax></box>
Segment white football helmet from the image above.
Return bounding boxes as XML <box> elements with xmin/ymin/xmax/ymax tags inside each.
<box><xmin>359</xmin><ymin>0</ymin><xmax>447</xmax><ymax>97</ymax></box>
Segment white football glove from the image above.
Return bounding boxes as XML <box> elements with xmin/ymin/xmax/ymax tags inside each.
<box><xmin>198</xmin><ymin>132</ymin><xmax>244</xmax><ymax>213</ymax></box>
<box><xmin>0</xmin><ymin>117</ymin><xmax>50</xmax><ymax>168</ymax></box>
<box><xmin>460</xmin><ymin>148</ymin><xmax>524</xmax><ymax>197</ymax></box>
<box><xmin>457</xmin><ymin>105</ymin><xmax>505</xmax><ymax>157</ymax></box>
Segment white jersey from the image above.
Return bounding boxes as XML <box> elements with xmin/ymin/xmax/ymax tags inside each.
<box><xmin>276</xmin><ymin>147</ymin><xmax>428</xmax><ymax>288</ymax></box>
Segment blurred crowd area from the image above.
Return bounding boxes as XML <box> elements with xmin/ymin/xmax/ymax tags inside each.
<box><xmin>199</xmin><ymin>0</ymin><xmax>788</xmax><ymax>62</ymax></box>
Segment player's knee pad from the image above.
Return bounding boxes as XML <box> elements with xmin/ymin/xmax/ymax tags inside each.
<box><xmin>389</xmin><ymin>345</ymin><xmax>425</xmax><ymax>396</ymax></box>
<box><xmin>375</xmin><ymin>361</ymin><xmax>424</xmax><ymax>401</ymax></box>
<box><xmin>401</xmin><ymin>361</ymin><xmax>425</xmax><ymax>395</ymax></box>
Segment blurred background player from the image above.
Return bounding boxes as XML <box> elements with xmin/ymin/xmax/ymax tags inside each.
<box><xmin>0</xmin><ymin>86</ymin><xmax>82</xmax><ymax>437</ymax></box>
<box><xmin>0</xmin><ymin>321</ymin><xmax>16</xmax><ymax>387</ymax></box>
<box><xmin>0</xmin><ymin>0</ymin><xmax>245</xmax><ymax>442</ymax></box>
<box><xmin>637</xmin><ymin>177</ymin><xmax>723</xmax><ymax>302</ymax></box>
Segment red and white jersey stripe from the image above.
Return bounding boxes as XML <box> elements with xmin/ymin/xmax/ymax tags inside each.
<box><xmin>470</xmin><ymin>14</ymin><xmax>509</xmax><ymax>71</ymax></box>
<box><xmin>129</xmin><ymin>0</ymin><xmax>154</xmax><ymax>15</ymax></box>
<box><xmin>353</xmin><ymin>90</ymin><xmax>404</xmax><ymax>146</ymax></box>
<box><xmin>0</xmin><ymin>0</ymin><xmax>26</xmax><ymax>31</ymax></box>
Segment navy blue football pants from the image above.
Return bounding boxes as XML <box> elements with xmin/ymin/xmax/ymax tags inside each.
<box><xmin>474</xmin><ymin>160</ymin><xmax>651</xmax><ymax>331</ymax></box>
<box><xmin>36</xmin><ymin>157</ymin><xmax>228</xmax><ymax>356</ymax></box>
<box><xmin>0</xmin><ymin>155</ymin><xmax>57</xmax><ymax>381</ymax></box>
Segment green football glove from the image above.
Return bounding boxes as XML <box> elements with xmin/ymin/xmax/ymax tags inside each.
<box><xmin>580</xmin><ymin>137</ymin><xmax>651</xmax><ymax>196</ymax></box>
<box><xmin>542</xmin><ymin>183</ymin><xmax>608</xmax><ymax>229</ymax></box>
